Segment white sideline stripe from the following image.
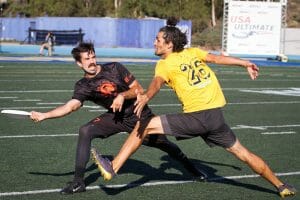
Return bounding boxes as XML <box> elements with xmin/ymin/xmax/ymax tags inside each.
<box><xmin>37</xmin><ymin>102</ymin><xmax>64</xmax><ymax>105</ymax></box>
<box><xmin>0</xmin><ymin>90</ymin><xmax>73</xmax><ymax>93</ymax></box>
<box><xmin>13</xmin><ymin>99</ymin><xmax>41</xmax><ymax>102</ymax></box>
<box><xmin>0</xmin><ymin>106</ymin><xmax>59</xmax><ymax>109</ymax></box>
<box><xmin>0</xmin><ymin>171</ymin><xmax>299</xmax><ymax>197</ymax></box>
<box><xmin>0</xmin><ymin>96</ymin><xmax>18</xmax><ymax>99</ymax></box>
<box><xmin>0</xmin><ymin>79</ymin><xmax>75</xmax><ymax>82</ymax></box>
<box><xmin>0</xmin><ymin>134</ymin><xmax>78</xmax><ymax>139</ymax></box>
<box><xmin>227</xmin><ymin>101</ymin><xmax>300</xmax><ymax>105</ymax></box>
<box><xmin>0</xmin><ymin>133</ymin><xmax>126</xmax><ymax>139</ymax></box>
<box><xmin>148</xmin><ymin>101</ymin><xmax>300</xmax><ymax>106</ymax></box>
<box><xmin>232</xmin><ymin>124</ymin><xmax>300</xmax><ymax>130</ymax></box>
<box><xmin>261</xmin><ymin>131</ymin><xmax>296</xmax><ymax>135</ymax></box>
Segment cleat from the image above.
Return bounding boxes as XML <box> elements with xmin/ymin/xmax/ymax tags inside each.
<box><xmin>182</xmin><ymin>159</ymin><xmax>208</xmax><ymax>182</ymax></box>
<box><xmin>60</xmin><ymin>180</ymin><xmax>85</xmax><ymax>195</ymax></box>
<box><xmin>278</xmin><ymin>183</ymin><xmax>297</xmax><ymax>198</ymax></box>
<box><xmin>190</xmin><ymin>168</ymin><xmax>208</xmax><ymax>182</ymax></box>
<box><xmin>91</xmin><ymin>147</ymin><xmax>116</xmax><ymax>181</ymax></box>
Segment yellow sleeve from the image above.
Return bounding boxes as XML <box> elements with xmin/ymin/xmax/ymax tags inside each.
<box><xmin>155</xmin><ymin>60</ymin><xmax>169</xmax><ymax>82</ymax></box>
<box><xmin>192</xmin><ymin>48</ymin><xmax>209</xmax><ymax>61</ymax></box>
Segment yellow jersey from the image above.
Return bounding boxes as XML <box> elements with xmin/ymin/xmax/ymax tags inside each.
<box><xmin>155</xmin><ymin>48</ymin><xmax>226</xmax><ymax>113</ymax></box>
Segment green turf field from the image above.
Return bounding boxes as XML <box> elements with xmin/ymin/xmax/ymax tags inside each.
<box><xmin>0</xmin><ymin>62</ymin><xmax>299</xmax><ymax>200</ymax></box>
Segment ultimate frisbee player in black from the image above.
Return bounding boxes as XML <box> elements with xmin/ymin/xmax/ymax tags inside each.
<box><xmin>30</xmin><ymin>42</ymin><xmax>206</xmax><ymax>195</ymax></box>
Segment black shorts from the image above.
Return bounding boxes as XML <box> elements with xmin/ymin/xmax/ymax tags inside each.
<box><xmin>82</xmin><ymin>107</ymin><xmax>154</xmax><ymax>138</ymax></box>
<box><xmin>160</xmin><ymin>108</ymin><xmax>236</xmax><ymax>148</ymax></box>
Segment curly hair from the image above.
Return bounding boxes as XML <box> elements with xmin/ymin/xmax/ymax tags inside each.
<box><xmin>159</xmin><ymin>17</ymin><xmax>187</xmax><ymax>52</ymax></box>
<box><xmin>71</xmin><ymin>42</ymin><xmax>95</xmax><ymax>62</ymax></box>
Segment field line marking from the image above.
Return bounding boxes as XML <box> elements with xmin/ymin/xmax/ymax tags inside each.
<box><xmin>0</xmin><ymin>97</ymin><xmax>18</xmax><ymax>99</ymax></box>
<box><xmin>0</xmin><ymin>134</ymin><xmax>78</xmax><ymax>139</ymax></box>
<box><xmin>0</xmin><ymin>90</ymin><xmax>73</xmax><ymax>93</ymax></box>
<box><xmin>261</xmin><ymin>131</ymin><xmax>296</xmax><ymax>135</ymax></box>
<box><xmin>232</xmin><ymin>124</ymin><xmax>300</xmax><ymax>130</ymax></box>
<box><xmin>0</xmin><ymin>171</ymin><xmax>299</xmax><ymax>197</ymax></box>
<box><xmin>13</xmin><ymin>99</ymin><xmax>41</xmax><ymax>102</ymax></box>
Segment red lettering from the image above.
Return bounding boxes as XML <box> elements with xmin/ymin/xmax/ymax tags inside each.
<box><xmin>230</xmin><ymin>16</ymin><xmax>251</xmax><ymax>23</ymax></box>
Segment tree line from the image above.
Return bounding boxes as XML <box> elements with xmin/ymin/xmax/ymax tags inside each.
<box><xmin>1</xmin><ymin>0</ymin><xmax>223</xmax><ymax>34</ymax></box>
<box><xmin>1</xmin><ymin>0</ymin><xmax>298</xmax><ymax>47</ymax></box>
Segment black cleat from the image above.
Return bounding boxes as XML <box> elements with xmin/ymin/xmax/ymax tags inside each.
<box><xmin>191</xmin><ymin>168</ymin><xmax>208</xmax><ymax>182</ymax></box>
<box><xmin>60</xmin><ymin>180</ymin><xmax>86</xmax><ymax>195</ymax></box>
<box><xmin>179</xmin><ymin>155</ymin><xmax>208</xmax><ymax>182</ymax></box>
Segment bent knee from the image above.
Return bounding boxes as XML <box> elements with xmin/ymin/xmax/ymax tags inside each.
<box><xmin>79</xmin><ymin>124</ymin><xmax>103</xmax><ymax>139</ymax></box>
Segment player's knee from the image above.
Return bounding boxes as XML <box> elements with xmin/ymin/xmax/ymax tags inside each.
<box><xmin>79</xmin><ymin>124</ymin><xmax>96</xmax><ymax>139</ymax></box>
<box><xmin>227</xmin><ymin>140</ymin><xmax>250</xmax><ymax>162</ymax></box>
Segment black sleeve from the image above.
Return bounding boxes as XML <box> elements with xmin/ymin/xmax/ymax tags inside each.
<box><xmin>72</xmin><ymin>81</ymin><xmax>89</xmax><ymax>104</ymax></box>
<box><xmin>115</xmin><ymin>62</ymin><xmax>136</xmax><ymax>86</ymax></box>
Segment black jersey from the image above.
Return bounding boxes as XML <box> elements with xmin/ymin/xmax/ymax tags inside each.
<box><xmin>72</xmin><ymin>62</ymin><xmax>150</xmax><ymax>116</ymax></box>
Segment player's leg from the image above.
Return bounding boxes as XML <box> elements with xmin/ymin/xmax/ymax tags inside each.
<box><xmin>60</xmin><ymin>113</ymin><xmax>122</xmax><ymax>194</ymax></box>
<box><xmin>39</xmin><ymin>43</ymin><xmax>45</xmax><ymax>55</ymax></box>
<box><xmin>202</xmin><ymin>108</ymin><xmax>296</xmax><ymax>197</ymax></box>
<box><xmin>47</xmin><ymin>44</ymin><xmax>52</xmax><ymax>56</ymax></box>
<box><xmin>94</xmin><ymin>112</ymin><xmax>210</xmax><ymax>180</ymax></box>
<box><xmin>110</xmin><ymin>120</ymin><xmax>152</xmax><ymax>173</ymax></box>
<box><xmin>226</xmin><ymin>140</ymin><xmax>296</xmax><ymax>197</ymax></box>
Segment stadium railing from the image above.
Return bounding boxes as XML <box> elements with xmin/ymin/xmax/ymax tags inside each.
<box><xmin>26</xmin><ymin>28</ymin><xmax>84</xmax><ymax>45</ymax></box>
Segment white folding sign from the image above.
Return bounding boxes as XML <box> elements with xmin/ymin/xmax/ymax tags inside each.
<box><xmin>227</xmin><ymin>1</ymin><xmax>282</xmax><ymax>55</ymax></box>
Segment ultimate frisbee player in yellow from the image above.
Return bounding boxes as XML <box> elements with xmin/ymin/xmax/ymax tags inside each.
<box><xmin>92</xmin><ymin>18</ymin><xmax>296</xmax><ymax>198</ymax></box>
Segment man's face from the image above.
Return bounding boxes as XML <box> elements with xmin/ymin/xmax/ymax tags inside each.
<box><xmin>77</xmin><ymin>51</ymin><xmax>98</xmax><ymax>77</ymax></box>
<box><xmin>154</xmin><ymin>31</ymin><xmax>173</xmax><ymax>58</ymax></box>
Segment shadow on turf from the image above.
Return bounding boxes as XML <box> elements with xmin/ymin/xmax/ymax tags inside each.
<box><xmin>97</xmin><ymin>155</ymin><xmax>277</xmax><ymax>196</ymax></box>
<box><xmin>30</xmin><ymin>155</ymin><xmax>276</xmax><ymax>196</ymax></box>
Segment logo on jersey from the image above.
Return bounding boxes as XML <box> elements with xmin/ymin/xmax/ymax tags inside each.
<box><xmin>180</xmin><ymin>58</ymin><xmax>211</xmax><ymax>88</ymax></box>
<box><xmin>93</xmin><ymin>117</ymin><xmax>101</xmax><ymax>123</ymax></box>
<box><xmin>124</xmin><ymin>74</ymin><xmax>132</xmax><ymax>84</ymax></box>
<box><xmin>97</xmin><ymin>81</ymin><xmax>117</xmax><ymax>96</ymax></box>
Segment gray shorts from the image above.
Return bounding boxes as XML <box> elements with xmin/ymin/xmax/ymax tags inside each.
<box><xmin>160</xmin><ymin>108</ymin><xmax>236</xmax><ymax>148</ymax></box>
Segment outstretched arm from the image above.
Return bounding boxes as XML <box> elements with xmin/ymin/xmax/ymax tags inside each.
<box><xmin>134</xmin><ymin>76</ymin><xmax>165</xmax><ymax>117</ymax></box>
<box><xmin>30</xmin><ymin>99</ymin><xmax>81</xmax><ymax>122</ymax></box>
<box><xmin>205</xmin><ymin>53</ymin><xmax>259</xmax><ymax>80</ymax></box>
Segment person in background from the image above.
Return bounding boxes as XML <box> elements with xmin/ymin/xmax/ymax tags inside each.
<box><xmin>92</xmin><ymin>18</ymin><xmax>297</xmax><ymax>198</ymax></box>
<box><xmin>39</xmin><ymin>32</ymin><xmax>54</xmax><ymax>56</ymax></box>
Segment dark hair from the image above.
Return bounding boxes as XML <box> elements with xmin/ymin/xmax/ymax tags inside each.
<box><xmin>71</xmin><ymin>42</ymin><xmax>95</xmax><ymax>62</ymax></box>
<box><xmin>159</xmin><ymin>17</ymin><xmax>187</xmax><ymax>52</ymax></box>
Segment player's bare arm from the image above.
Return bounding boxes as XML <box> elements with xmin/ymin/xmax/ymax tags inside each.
<box><xmin>205</xmin><ymin>53</ymin><xmax>259</xmax><ymax>80</ymax></box>
<box><xmin>110</xmin><ymin>80</ymin><xmax>144</xmax><ymax>112</ymax></box>
<box><xmin>134</xmin><ymin>76</ymin><xmax>165</xmax><ymax>117</ymax></box>
<box><xmin>30</xmin><ymin>99</ymin><xmax>81</xmax><ymax>122</ymax></box>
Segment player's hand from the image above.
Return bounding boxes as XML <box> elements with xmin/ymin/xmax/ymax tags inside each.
<box><xmin>134</xmin><ymin>90</ymin><xmax>149</xmax><ymax>118</ymax></box>
<box><xmin>245</xmin><ymin>61</ymin><xmax>259</xmax><ymax>80</ymax></box>
<box><xmin>30</xmin><ymin>111</ymin><xmax>46</xmax><ymax>122</ymax></box>
<box><xmin>110</xmin><ymin>93</ymin><xmax>125</xmax><ymax>112</ymax></box>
